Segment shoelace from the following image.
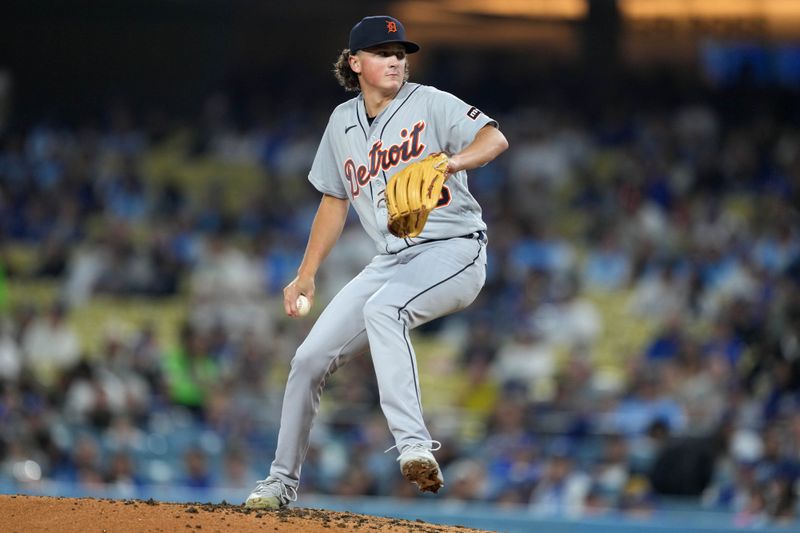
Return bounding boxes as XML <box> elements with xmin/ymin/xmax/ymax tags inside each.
<box><xmin>255</xmin><ymin>478</ymin><xmax>298</xmax><ymax>502</ymax></box>
<box><xmin>385</xmin><ymin>439</ymin><xmax>442</xmax><ymax>461</ymax></box>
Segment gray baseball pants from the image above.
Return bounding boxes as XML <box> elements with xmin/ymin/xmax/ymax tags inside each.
<box><xmin>268</xmin><ymin>234</ymin><xmax>487</xmax><ymax>488</ymax></box>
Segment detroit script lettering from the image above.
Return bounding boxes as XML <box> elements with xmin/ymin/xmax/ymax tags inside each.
<box><xmin>344</xmin><ymin>121</ymin><xmax>426</xmax><ymax>197</ymax></box>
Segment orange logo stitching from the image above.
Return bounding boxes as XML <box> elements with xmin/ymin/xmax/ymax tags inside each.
<box><xmin>386</xmin><ymin>21</ymin><xmax>398</xmax><ymax>33</ymax></box>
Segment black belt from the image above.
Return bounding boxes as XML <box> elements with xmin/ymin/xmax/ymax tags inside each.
<box><xmin>390</xmin><ymin>230</ymin><xmax>487</xmax><ymax>254</ymax></box>
<box><xmin>459</xmin><ymin>230</ymin><xmax>487</xmax><ymax>242</ymax></box>
<box><xmin>420</xmin><ymin>230</ymin><xmax>486</xmax><ymax>245</ymax></box>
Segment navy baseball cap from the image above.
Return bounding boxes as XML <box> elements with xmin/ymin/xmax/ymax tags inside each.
<box><xmin>349</xmin><ymin>16</ymin><xmax>420</xmax><ymax>54</ymax></box>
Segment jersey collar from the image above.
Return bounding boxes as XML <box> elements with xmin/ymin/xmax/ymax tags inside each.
<box><xmin>357</xmin><ymin>82</ymin><xmax>418</xmax><ymax>133</ymax></box>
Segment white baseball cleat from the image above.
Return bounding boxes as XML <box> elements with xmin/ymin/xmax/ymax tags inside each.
<box><xmin>397</xmin><ymin>441</ymin><xmax>444</xmax><ymax>493</ymax></box>
<box><xmin>244</xmin><ymin>477</ymin><xmax>298</xmax><ymax>509</ymax></box>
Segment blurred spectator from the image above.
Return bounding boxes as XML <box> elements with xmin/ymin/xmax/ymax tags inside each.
<box><xmin>444</xmin><ymin>459</ymin><xmax>488</xmax><ymax>501</ymax></box>
<box><xmin>704</xmin><ymin>458</ymin><xmax>758</xmax><ymax>513</ymax></box>
<box><xmin>618</xmin><ymin>475</ymin><xmax>656</xmax><ymax>519</ymax></box>
<box><xmin>649</xmin><ymin>420</ymin><xmax>731</xmax><ymax>497</ymax></box>
<box><xmin>0</xmin><ymin>318</ymin><xmax>21</xmax><ymax>381</ymax></box>
<box><xmin>104</xmin><ymin>451</ymin><xmax>143</xmax><ymax>498</ymax></box>
<box><xmin>162</xmin><ymin>324</ymin><xmax>219</xmax><ymax>417</ymax></box>
<box><xmin>627</xmin><ymin>419</ymin><xmax>671</xmax><ymax>476</ymax></box>
<box><xmin>529</xmin><ymin>442</ymin><xmax>591</xmax><ymax>518</ymax></box>
<box><xmin>606</xmin><ymin>370</ymin><xmax>686</xmax><ymax>437</ymax></box>
<box><xmin>63</xmin><ymin>362</ymin><xmax>114</xmax><ymax>429</ymax></box>
<box><xmin>182</xmin><ymin>446</ymin><xmax>213</xmax><ymax>490</ymax></box>
<box><xmin>21</xmin><ymin>302</ymin><xmax>80</xmax><ymax>387</ymax></box>
<box><xmin>734</xmin><ymin>489</ymin><xmax>769</xmax><ymax>529</ymax></box>
<box><xmin>188</xmin><ymin>231</ymin><xmax>271</xmax><ymax>342</ymax></box>
<box><xmin>641</xmin><ymin>317</ymin><xmax>686</xmax><ymax>363</ymax></box>
<box><xmin>491</xmin><ymin>320</ymin><xmax>556</xmax><ymax>401</ymax></box>
<box><xmin>534</xmin><ymin>274</ymin><xmax>602</xmax><ymax>352</ymax></box>
<box><xmin>671</xmin><ymin>343</ymin><xmax>729</xmax><ymax>433</ymax></box>
<box><xmin>331</xmin><ymin>453</ymin><xmax>378</xmax><ymax>498</ymax></box>
<box><xmin>592</xmin><ymin>433</ymin><xmax>631</xmax><ymax>498</ymax></box>
<box><xmin>627</xmin><ymin>265</ymin><xmax>687</xmax><ymax>323</ymax></box>
<box><xmin>582</xmin><ymin>230</ymin><xmax>631</xmax><ymax>291</ymax></box>
<box><xmin>456</xmin><ymin>353</ymin><xmax>500</xmax><ymax>427</ymax></box>
<box><xmin>102</xmin><ymin>415</ymin><xmax>146</xmax><ymax>455</ymax></box>
<box><xmin>52</xmin><ymin>432</ymin><xmax>104</xmax><ymax>489</ymax></box>
<box><xmin>220</xmin><ymin>444</ymin><xmax>258</xmax><ymax>490</ymax></box>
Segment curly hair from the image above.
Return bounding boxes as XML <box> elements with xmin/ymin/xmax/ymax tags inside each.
<box><xmin>333</xmin><ymin>49</ymin><xmax>410</xmax><ymax>92</ymax></box>
<box><xmin>333</xmin><ymin>49</ymin><xmax>360</xmax><ymax>92</ymax></box>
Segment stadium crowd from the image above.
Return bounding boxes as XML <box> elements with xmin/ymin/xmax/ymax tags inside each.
<box><xmin>0</xmin><ymin>75</ymin><xmax>799</xmax><ymax>527</ymax></box>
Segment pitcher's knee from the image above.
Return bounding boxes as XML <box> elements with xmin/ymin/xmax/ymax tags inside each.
<box><xmin>363</xmin><ymin>296</ymin><xmax>403</xmax><ymax>327</ymax></box>
<box><xmin>288</xmin><ymin>343</ymin><xmax>332</xmax><ymax>383</ymax></box>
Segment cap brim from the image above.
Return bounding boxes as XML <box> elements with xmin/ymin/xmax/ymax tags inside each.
<box><xmin>354</xmin><ymin>40</ymin><xmax>420</xmax><ymax>54</ymax></box>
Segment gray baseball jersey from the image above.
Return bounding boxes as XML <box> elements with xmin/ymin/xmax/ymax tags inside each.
<box><xmin>309</xmin><ymin>82</ymin><xmax>497</xmax><ymax>253</ymax></box>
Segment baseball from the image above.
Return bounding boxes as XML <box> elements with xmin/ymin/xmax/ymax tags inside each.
<box><xmin>296</xmin><ymin>295</ymin><xmax>311</xmax><ymax>317</ymax></box>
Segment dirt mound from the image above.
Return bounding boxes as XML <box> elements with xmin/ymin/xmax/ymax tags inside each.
<box><xmin>0</xmin><ymin>495</ymin><xmax>489</xmax><ymax>532</ymax></box>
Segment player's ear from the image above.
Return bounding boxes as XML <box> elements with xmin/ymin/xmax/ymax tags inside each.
<box><xmin>348</xmin><ymin>53</ymin><xmax>361</xmax><ymax>74</ymax></box>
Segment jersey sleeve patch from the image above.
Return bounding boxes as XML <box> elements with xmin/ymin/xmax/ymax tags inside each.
<box><xmin>466</xmin><ymin>106</ymin><xmax>482</xmax><ymax>120</ymax></box>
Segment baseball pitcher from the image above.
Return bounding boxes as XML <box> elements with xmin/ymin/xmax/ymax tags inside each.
<box><xmin>246</xmin><ymin>14</ymin><xmax>509</xmax><ymax>509</ymax></box>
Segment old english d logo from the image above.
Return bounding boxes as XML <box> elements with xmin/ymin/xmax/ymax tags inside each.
<box><xmin>386</xmin><ymin>20</ymin><xmax>397</xmax><ymax>33</ymax></box>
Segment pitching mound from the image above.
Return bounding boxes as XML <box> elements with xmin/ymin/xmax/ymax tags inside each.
<box><xmin>0</xmin><ymin>495</ymin><xmax>488</xmax><ymax>532</ymax></box>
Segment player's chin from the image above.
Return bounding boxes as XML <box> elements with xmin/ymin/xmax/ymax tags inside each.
<box><xmin>384</xmin><ymin>76</ymin><xmax>402</xmax><ymax>89</ymax></box>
